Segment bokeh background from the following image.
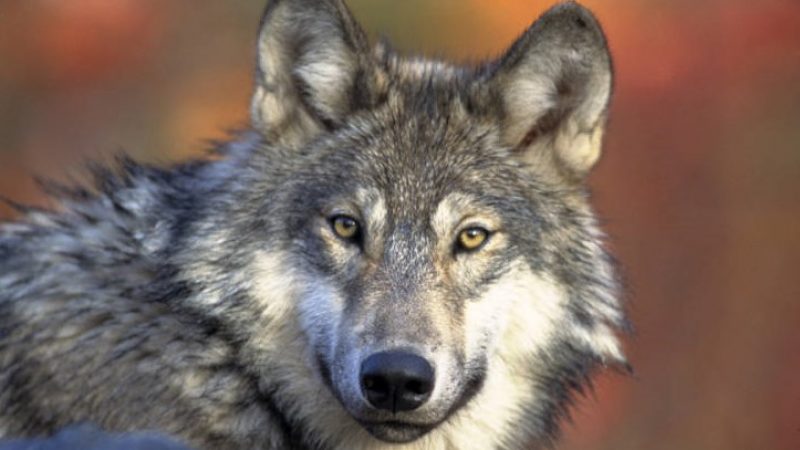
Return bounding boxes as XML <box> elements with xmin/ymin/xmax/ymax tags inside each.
<box><xmin>1</xmin><ymin>1</ymin><xmax>798</xmax><ymax>449</ymax></box>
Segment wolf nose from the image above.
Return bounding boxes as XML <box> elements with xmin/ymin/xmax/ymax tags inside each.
<box><xmin>360</xmin><ymin>351</ymin><xmax>435</xmax><ymax>413</ymax></box>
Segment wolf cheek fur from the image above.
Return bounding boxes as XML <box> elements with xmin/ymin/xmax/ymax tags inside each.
<box><xmin>0</xmin><ymin>1</ymin><xmax>628</xmax><ymax>449</ymax></box>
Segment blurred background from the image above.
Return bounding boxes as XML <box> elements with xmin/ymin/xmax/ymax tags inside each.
<box><xmin>0</xmin><ymin>1</ymin><xmax>798</xmax><ymax>448</ymax></box>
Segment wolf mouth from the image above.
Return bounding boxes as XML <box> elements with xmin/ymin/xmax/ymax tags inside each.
<box><xmin>360</xmin><ymin>421</ymin><xmax>434</xmax><ymax>443</ymax></box>
<box><xmin>314</xmin><ymin>350</ymin><xmax>488</xmax><ymax>442</ymax></box>
<box><xmin>359</xmin><ymin>373</ymin><xmax>484</xmax><ymax>444</ymax></box>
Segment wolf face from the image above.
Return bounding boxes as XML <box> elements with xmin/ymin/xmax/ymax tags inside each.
<box><xmin>176</xmin><ymin>0</ymin><xmax>627</xmax><ymax>446</ymax></box>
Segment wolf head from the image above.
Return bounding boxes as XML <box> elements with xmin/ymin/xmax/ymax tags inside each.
<box><xmin>183</xmin><ymin>0</ymin><xmax>626</xmax><ymax>447</ymax></box>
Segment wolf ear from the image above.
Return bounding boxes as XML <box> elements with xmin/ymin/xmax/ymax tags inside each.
<box><xmin>488</xmin><ymin>2</ymin><xmax>613</xmax><ymax>181</ymax></box>
<box><xmin>251</xmin><ymin>0</ymin><xmax>378</xmax><ymax>147</ymax></box>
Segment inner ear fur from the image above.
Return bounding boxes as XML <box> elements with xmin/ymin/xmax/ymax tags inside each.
<box><xmin>250</xmin><ymin>0</ymin><xmax>383</xmax><ymax>148</ymax></box>
<box><xmin>488</xmin><ymin>2</ymin><xmax>613</xmax><ymax>180</ymax></box>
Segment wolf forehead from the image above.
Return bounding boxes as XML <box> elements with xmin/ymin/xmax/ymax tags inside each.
<box><xmin>273</xmin><ymin>61</ymin><xmax>547</xmax><ymax>210</ymax></box>
<box><xmin>292</xmin><ymin>105</ymin><xmax>526</xmax><ymax>208</ymax></box>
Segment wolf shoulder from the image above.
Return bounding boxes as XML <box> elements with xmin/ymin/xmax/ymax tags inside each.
<box><xmin>0</xmin><ymin>178</ymin><xmax>281</xmax><ymax>450</ymax></box>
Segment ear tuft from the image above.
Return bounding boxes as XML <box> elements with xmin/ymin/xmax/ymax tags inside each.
<box><xmin>489</xmin><ymin>2</ymin><xmax>613</xmax><ymax>180</ymax></box>
<box><xmin>251</xmin><ymin>0</ymin><xmax>380</xmax><ymax>148</ymax></box>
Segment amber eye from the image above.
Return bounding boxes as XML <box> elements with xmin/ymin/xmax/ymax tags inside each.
<box><xmin>330</xmin><ymin>215</ymin><xmax>361</xmax><ymax>241</ymax></box>
<box><xmin>456</xmin><ymin>227</ymin><xmax>489</xmax><ymax>252</ymax></box>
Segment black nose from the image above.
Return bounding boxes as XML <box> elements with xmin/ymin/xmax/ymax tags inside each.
<box><xmin>360</xmin><ymin>351</ymin><xmax>435</xmax><ymax>413</ymax></box>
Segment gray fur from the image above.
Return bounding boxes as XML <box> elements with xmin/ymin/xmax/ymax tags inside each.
<box><xmin>0</xmin><ymin>1</ymin><xmax>627</xmax><ymax>449</ymax></box>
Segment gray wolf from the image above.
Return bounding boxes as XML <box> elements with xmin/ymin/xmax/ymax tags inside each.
<box><xmin>0</xmin><ymin>0</ymin><xmax>628</xmax><ymax>449</ymax></box>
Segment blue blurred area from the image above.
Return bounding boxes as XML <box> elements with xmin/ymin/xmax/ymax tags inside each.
<box><xmin>0</xmin><ymin>425</ymin><xmax>192</xmax><ymax>450</ymax></box>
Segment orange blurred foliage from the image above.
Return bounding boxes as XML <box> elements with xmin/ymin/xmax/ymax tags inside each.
<box><xmin>1</xmin><ymin>1</ymin><xmax>165</xmax><ymax>87</ymax></box>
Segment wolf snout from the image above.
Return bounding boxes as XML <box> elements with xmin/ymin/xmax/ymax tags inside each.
<box><xmin>359</xmin><ymin>351</ymin><xmax>435</xmax><ymax>413</ymax></box>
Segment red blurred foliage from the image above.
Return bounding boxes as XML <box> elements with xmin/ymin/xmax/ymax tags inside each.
<box><xmin>1</xmin><ymin>1</ymin><xmax>166</xmax><ymax>88</ymax></box>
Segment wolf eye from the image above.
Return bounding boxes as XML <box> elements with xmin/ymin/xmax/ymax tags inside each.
<box><xmin>456</xmin><ymin>227</ymin><xmax>490</xmax><ymax>252</ymax></box>
<box><xmin>330</xmin><ymin>215</ymin><xmax>361</xmax><ymax>242</ymax></box>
